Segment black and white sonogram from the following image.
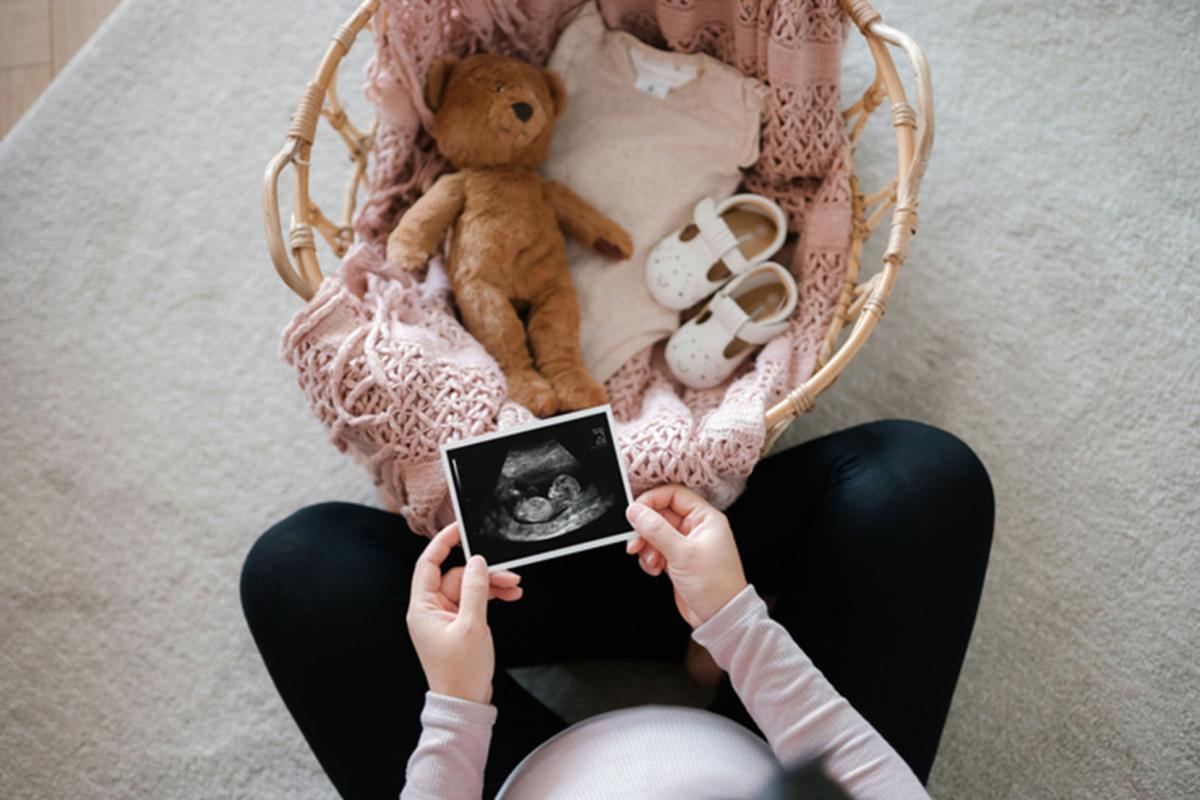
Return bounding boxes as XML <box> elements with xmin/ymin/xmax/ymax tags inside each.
<box><xmin>440</xmin><ymin>406</ymin><xmax>634</xmax><ymax>571</ymax></box>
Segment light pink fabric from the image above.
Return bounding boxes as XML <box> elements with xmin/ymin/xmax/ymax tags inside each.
<box><xmin>542</xmin><ymin>2</ymin><xmax>771</xmax><ymax>382</ymax></box>
<box><xmin>280</xmin><ymin>0</ymin><xmax>852</xmax><ymax>534</ymax></box>
<box><xmin>399</xmin><ymin>585</ymin><xmax>930</xmax><ymax>799</ymax></box>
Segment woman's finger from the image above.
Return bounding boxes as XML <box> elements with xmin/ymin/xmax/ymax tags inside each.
<box><xmin>412</xmin><ymin>523</ymin><xmax>462</xmax><ymax>597</ymax></box>
<box><xmin>492</xmin><ymin>586</ymin><xmax>524</xmax><ymax>602</ymax></box>
<box><xmin>441</xmin><ymin>568</ymin><xmax>464</xmax><ymax>603</ymax></box>
<box><xmin>442</xmin><ymin>567</ymin><xmax>522</xmax><ymax>603</ymax></box>
<box><xmin>626</xmin><ymin>536</ymin><xmax>646</xmax><ymax>555</ymax></box>
<box><xmin>489</xmin><ymin>570</ymin><xmax>522</xmax><ymax>588</ymax></box>
<box><xmin>625</xmin><ymin>503</ymin><xmax>684</xmax><ymax>561</ymax></box>
<box><xmin>638</xmin><ymin>544</ymin><xmax>664</xmax><ymax>576</ymax></box>
<box><xmin>634</xmin><ymin>484</ymin><xmax>710</xmax><ymax>524</ymax></box>
<box><xmin>638</xmin><ymin>544</ymin><xmax>667</xmax><ymax>575</ymax></box>
<box><xmin>457</xmin><ymin>556</ymin><xmax>492</xmax><ymax>625</ymax></box>
<box><xmin>657</xmin><ymin>507</ymin><xmax>686</xmax><ymax>532</ymax></box>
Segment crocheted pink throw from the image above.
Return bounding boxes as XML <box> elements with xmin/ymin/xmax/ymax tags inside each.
<box><xmin>281</xmin><ymin>0</ymin><xmax>852</xmax><ymax>535</ymax></box>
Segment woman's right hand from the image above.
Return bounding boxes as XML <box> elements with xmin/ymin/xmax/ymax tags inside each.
<box><xmin>624</xmin><ymin>485</ymin><xmax>748</xmax><ymax>628</ymax></box>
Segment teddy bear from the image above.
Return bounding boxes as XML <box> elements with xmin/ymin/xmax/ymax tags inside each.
<box><xmin>352</xmin><ymin>52</ymin><xmax>633</xmax><ymax>417</ymax></box>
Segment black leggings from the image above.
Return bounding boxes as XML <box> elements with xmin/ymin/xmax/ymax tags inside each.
<box><xmin>241</xmin><ymin>420</ymin><xmax>994</xmax><ymax>798</ymax></box>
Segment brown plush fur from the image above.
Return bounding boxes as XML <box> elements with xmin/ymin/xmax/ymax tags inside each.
<box><xmin>381</xmin><ymin>53</ymin><xmax>632</xmax><ymax>417</ymax></box>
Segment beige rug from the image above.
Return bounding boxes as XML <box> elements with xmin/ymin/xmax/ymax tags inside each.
<box><xmin>1</xmin><ymin>0</ymin><xmax>1197</xmax><ymax>797</ymax></box>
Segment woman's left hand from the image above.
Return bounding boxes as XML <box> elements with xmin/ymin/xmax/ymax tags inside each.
<box><xmin>406</xmin><ymin>523</ymin><xmax>523</xmax><ymax>704</ymax></box>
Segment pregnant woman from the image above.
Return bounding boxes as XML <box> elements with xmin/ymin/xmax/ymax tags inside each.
<box><xmin>240</xmin><ymin>420</ymin><xmax>993</xmax><ymax>798</ymax></box>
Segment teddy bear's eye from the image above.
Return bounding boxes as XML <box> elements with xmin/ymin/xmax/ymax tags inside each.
<box><xmin>494</xmin><ymin>82</ymin><xmax>505</xmax><ymax>92</ymax></box>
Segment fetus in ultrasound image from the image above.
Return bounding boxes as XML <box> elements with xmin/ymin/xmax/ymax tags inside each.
<box><xmin>475</xmin><ymin>438</ymin><xmax>614</xmax><ymax>544</ymax></box>
<box><xmin>479</xmin><ymin>437</ymin><xmax>615</xmax><ymax>542</ymax></box>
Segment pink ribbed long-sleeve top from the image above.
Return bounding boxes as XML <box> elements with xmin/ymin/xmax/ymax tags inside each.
<box><xmin>400</xmin><ymin>586</ymin><xmax>930</xmax><ymax>799</ymax></box>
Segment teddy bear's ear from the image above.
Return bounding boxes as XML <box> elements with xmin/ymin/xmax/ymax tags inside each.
<box><xmin>543</xmin><ymin>68</ymin><xmax>567</xmax><ymax>119</ymax></box>
<box><xmin>424</xmin><ymin>54</ymin><xmax>460</xmax><ymax>112</ymax></box>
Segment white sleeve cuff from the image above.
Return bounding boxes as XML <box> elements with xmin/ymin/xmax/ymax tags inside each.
<box><xmin>421</xmin><ymin>692</ymin><xmax>498</xmax><ymax>730</ymax></box>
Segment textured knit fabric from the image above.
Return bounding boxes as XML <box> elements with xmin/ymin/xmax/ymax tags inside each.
<box><xmin>281</xmin><ymin>0</ymin><xmax>852</xmax><ymax>534</ymax></box>
<box><xmin>399</xmin><ymin>586</ymin><xmax>930</xmax><ymax>799</ymax></box>
<box><xmin>541</xmin><ymin>2</ymin><xmax>769</xmax><ymax>382</ymax></box>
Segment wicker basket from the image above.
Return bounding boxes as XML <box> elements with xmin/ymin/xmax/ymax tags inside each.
<box><xmin>263</xmin><ymin>0</ymin><xmax>933</xmax><ymax>453</ymax></box>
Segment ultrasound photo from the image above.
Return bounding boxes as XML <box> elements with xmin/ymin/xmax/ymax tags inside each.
<box><xmin>441</xmin><ymin>406</ymin><xmax>634</xmax><ymax>571</ymax></box>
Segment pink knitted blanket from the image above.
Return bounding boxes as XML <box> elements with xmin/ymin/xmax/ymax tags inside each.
<box><xmin>281</xmin><ymin>0</ymin><xmax>852</xmax><ymax>535</ymax></box>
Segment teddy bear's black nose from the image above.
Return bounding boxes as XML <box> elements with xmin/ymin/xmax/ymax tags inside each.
<box><xmin>511</xmin><ymin>102</ymin><xmax>533</xmax><ymax>122</ymax></box>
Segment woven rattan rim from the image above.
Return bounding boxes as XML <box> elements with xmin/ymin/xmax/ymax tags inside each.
<box><xmin>262</xmin><ymin>0</ymin><xmax>935</xmax><ymax>454</ymax></box>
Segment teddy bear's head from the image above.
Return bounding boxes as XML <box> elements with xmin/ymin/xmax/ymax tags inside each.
<box><xmin>424</xmin><ymin>53</ymin><xmax>566</xmax><ymax>170</ymax></box>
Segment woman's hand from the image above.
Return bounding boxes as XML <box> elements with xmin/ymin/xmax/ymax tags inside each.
<box><xmin>624</xmin><ymin>485</ymin><xmax>748</xmax><ymax>628</ymax></box>
<box><xmin>406</xmin><ymin>523</ymin><xmax>523</xmax><ymax>704</ymax></box>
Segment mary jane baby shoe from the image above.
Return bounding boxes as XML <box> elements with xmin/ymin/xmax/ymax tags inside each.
<box><xmin>665</xmin><ymin>262</ymin><xmax>797</xmax><ymax>389</ymax></box>
<box><xmin>646</xmin><ymin>193</ymin><xmax>787</xmax><ymax>311</ymax></box>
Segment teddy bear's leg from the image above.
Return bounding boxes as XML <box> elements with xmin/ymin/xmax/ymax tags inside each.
<box><xmin>455</xmin><ymin>281</ymin><xmax>559</xmax><ymax>417</ymax></box>
<box><xmin>525</xmin><ymin>275</ymin><xmax>608</xmax><ymax>412</ymax></box>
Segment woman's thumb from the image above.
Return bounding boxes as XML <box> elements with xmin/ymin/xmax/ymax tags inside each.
<box><xmin>626</xmin><ymin>503</ymin><xmax>682</xmax><ymax>560</ymax></box>
<box><xmin>458</xmin><ymin>555</ymin><xmax>491</xmax><ymax>623</ymax></box>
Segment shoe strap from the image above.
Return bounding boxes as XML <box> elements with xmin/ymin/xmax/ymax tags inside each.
<box><xmin>694</xmin><ymin>198</ymin><xmax>751</xmax><ymax>276</ymax></box>
<box><xmin>708</xmin><ymin>294</ymin><xmax>787</xmax><ymax>345</ymax></box>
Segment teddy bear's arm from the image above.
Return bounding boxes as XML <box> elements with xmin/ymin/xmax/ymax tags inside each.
<box><xmin>542</xmin><ymin>180</ymin><xmax>633</xmax><ymax>261</ymax></box>
<box><xmin>385</xmin><ymin>172</ymin><xmax>468</xmax><ymax>271</ymax></box>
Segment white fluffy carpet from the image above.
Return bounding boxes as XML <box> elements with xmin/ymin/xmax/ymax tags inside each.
<box><xmin>1</xmin><ymin>0</ymin><xmax>1196</xmax><ymax>797</ymax></box>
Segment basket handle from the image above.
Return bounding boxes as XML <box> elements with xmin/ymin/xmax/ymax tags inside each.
<box><xmin>263</xmin><ymin>138</ymin><xmax>313</xmax><ymax>299</ymax></box>
<box><xmin>862</xmin><ymin>17</ymin><xmax>934</xmax><ymax>265</ymax></box>
<box><xmin>262</xmin><ymin>0</ymin><xmax>381</xmax><ymax>302</ymax></box>
<box><xmin>763</xmin><ymin>2</ymin><xmax>935</xmax><ymax>451</ymax></box>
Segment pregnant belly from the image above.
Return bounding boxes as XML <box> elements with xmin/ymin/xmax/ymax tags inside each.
<box><xmin>495</xmin><ymin>706</ymin><xmax>777</xmax><ymax>799</ymax></box>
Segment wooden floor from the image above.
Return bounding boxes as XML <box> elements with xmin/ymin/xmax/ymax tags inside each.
<box><xmin>1</xmin><ymin>0</ymin><xmax>120</xmax><ymax>139</ymax></box>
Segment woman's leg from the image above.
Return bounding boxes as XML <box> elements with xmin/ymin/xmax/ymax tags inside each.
<box><xmin>713</xmin><ymin>419</ymin><xmax>994</xmax><ymax>783</ymax></box>
<box><xmin>240</xmin><ymin>502</ymin><xmax>567</xmax><ymax>798</ymax></box>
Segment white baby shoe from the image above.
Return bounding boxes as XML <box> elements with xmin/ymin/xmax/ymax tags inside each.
<box><xmin>665</xmin><ymin>262</ymin><xmax>797</xmax><ymax>389</ymax></box>
<box><xmin>646</xmin><ymin>193</ymin><xmax>787</xmax><ymax>311</ymax></box>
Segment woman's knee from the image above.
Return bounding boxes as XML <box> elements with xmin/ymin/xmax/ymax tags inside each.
<box><xmin>240</xmin><ymin>502</ymin><xmax>371</xmax><ymax>625</ymax></box>
<box><xmin>835</xmin><ymin>420</ymin><xmax>994</xmax><ymax>558</ymax></box>
<box><xmin>871</xmin><ymin>420</ymin><xmax>992</xmax><ymax>508</ymax></box>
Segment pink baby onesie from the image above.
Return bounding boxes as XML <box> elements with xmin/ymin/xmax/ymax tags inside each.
<box><xmin>541</xmin><ymin>1</ymin><xmax>769</xmax><ymax>383</ymax></box>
